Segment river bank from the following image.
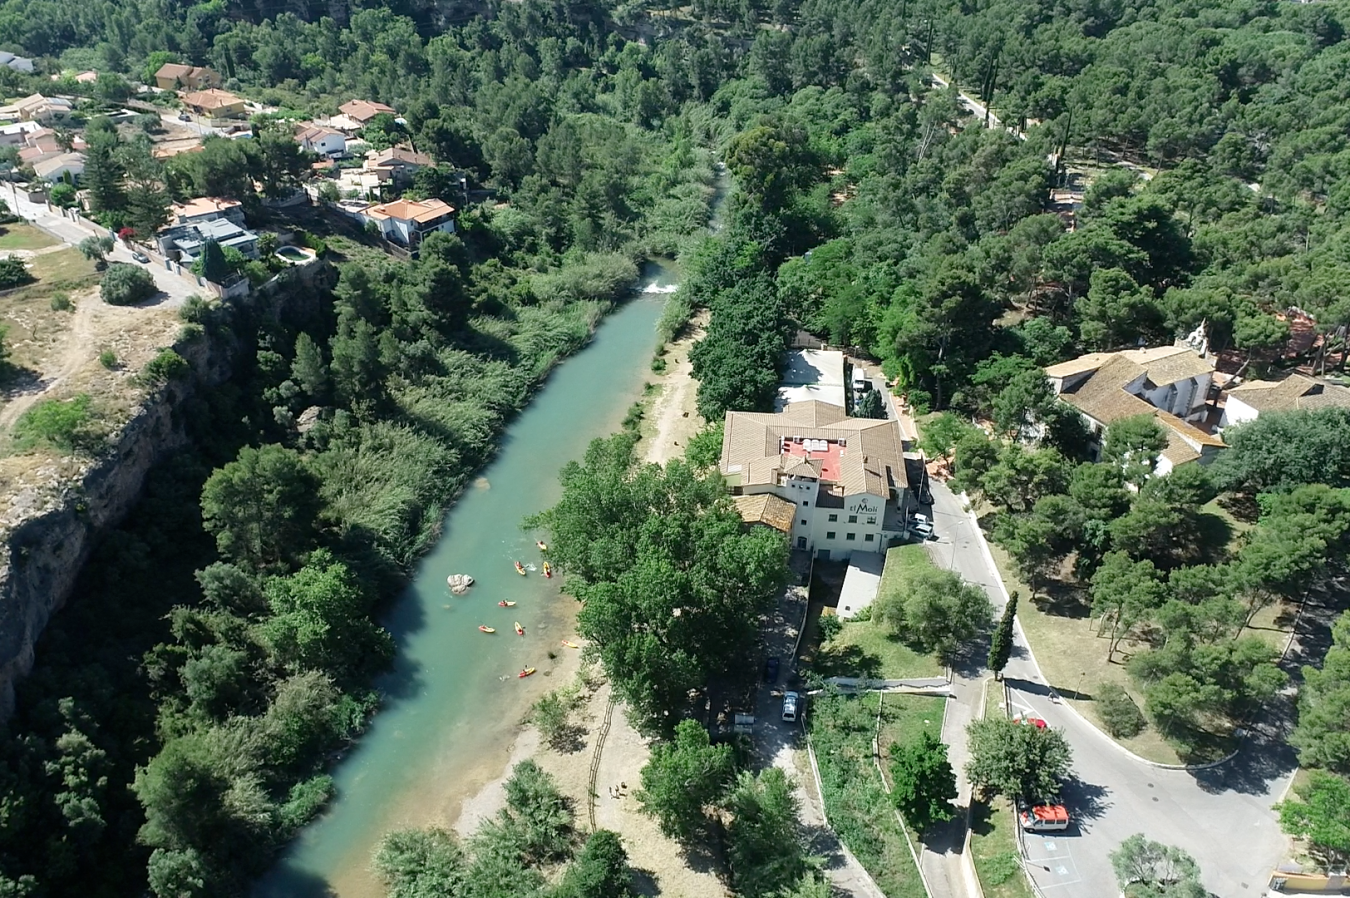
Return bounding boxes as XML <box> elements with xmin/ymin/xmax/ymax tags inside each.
<box><xmin>447</xmin><ymin>301</ymin><xmax>723</xmax><ymax>898</ymax></box>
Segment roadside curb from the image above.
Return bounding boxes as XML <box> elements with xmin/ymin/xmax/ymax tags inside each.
<box><xmin>958</xmin><ymin>491</ymin><xmax>1244</xmax><ymax>774</ymax></box>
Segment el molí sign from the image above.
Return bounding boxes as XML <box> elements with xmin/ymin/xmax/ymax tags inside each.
<box><xmin>848</xmin><ymin>499</ymin><xmax>880</xmax><ymax>515</ymax></box>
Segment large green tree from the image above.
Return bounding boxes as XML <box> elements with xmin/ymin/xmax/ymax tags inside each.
<box><xmin>199</xmin><ymin>444</ymin><xmax>321</xmax><ymax>569</ymax></box>
<box><xmin>888</xmin><ymin>731</ymin><xmax>957</xmax><ymax>833</ymax></box>
<box><xmin>965</xmin><ymin>716</ymin><xmax>1072</xmax><ymax>800</ymax></box>
<box><xmin>724</xmin><ymin>768</ymin><xmax>809</xmax><ymax>898</ymax></box>
<box><xmin>635</xmin><ymin>719</ymin><xmax>735</xmax><ymax>842</ymax></box>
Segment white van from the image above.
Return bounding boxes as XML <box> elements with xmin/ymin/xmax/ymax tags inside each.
<box><xmin>781</xmin><ymin>691</ymin><xmax>800</xmax><ymax>723</ymax></box>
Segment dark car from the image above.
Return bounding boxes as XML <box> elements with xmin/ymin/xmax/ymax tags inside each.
<box><xmin>763</xmin><ymin>656</ymin><xmax>780</xmax><ymax>684</ymax></box>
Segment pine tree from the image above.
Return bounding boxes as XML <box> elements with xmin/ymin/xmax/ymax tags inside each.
<box><xmin>987</xmin><ymin>590</ymin><xmax>1018</xmax><ymax>681</ymax></box>
<box><xmin>291</xmin><ymin>333</ymin><xmax>330</xmax><ymax>402</ymax></box>
<box><xmin>195</xmin><ymin>238</ymin><xmax>230</xmax><ymax>285</ymax></box>
<box><xmin>82</xmin><ymin>128</ymin><xmax>126</xmax><ymax>214</ymax></box>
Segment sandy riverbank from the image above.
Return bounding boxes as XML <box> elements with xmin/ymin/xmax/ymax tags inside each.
<box><xmin>448</xmin><ymin>308</ymin><xmax>725</xmax><ymax>897</ymax></box>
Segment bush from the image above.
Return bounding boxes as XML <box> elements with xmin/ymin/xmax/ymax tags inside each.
<box><xmin>818</xmin><ymin>613</ymin><xmax>843</xmax><ymax>642</ymax></box>
<box><xmin>50</xmin><ymin>292</ymin><xmax>73</xmax><ymax>312</ymax></box>
<box><xmin>101</xmin><ymin>263</ymin><xmax>157</xmax><ymax>305</ymax></box>
<box><xmin>1096</xmin><ymin>683</ymin><xmax>1147</xmax><ymax>739</ymax></box>
<box><xmin>0</xmin><ymin>255</ymin><xmax>32</xmax><ymax>289</ymax></box>
<box><xmin>650</xmin><ymin>355</ymin><xmax>666</xmax><ymax>373</ymax></box>
<box><xmin>98</xmin><ymin>349</ymin><xmax>118</xmax><ymax>369</ymax></box>
<box><xmin>13</xmin><ymin>394</ymin><xmax>95</xmax><ymax>451</ymax></box>
<box><xmin>142</xmin><ymin>349</ymin><xmax>189</xmax><ymax>384</ymax></box>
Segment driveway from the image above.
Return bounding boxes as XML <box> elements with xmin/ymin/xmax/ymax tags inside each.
<box><xmin>926</xmin><ymin>479</ymin><xmax>1294</xmax><ymax>897</ymax></box>
<box><xmin>9</xmin><ymin>193</ymin><xmax>201</xmax><ymax>306</ymax></box>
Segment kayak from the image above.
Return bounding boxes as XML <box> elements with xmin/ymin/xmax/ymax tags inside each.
<box><xmin>478</xmin><ymin>626</ymin><xmax>495</xmax><ymax>633</ymax></box>
<box><xmin>519</xmin><ymin>668</ymin><xmax>536</xmax><ymax>678</ymax></box>
<box><xmin>514</xmin><ymin>561</ymin><xmax>526</xmax><ymax>576</ymax></box>
<box><xmin>536</xmin><ymin>540</ymin><xmax>548</xmax><ymax>552</ymax></box>
<box><xmin>543</xmin><ymin>562</ymin><xmax>553</xmax><ymax>578</ymax></box>
<box><xmin>498</xmin><ymin>600</ymin><xmax>516</xmax><ymax>607</ymax></box>
<box><xmin>561</xmin><ymin>640</ymin><xmax>579</xmax><ymax>649</ymax></box>
<box><xmin>514</xmin><ymin>621</ymin><xmax>525</xmax><ymax>636</ymax></box>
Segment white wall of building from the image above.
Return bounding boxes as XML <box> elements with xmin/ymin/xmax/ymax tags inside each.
<box><xmin>776</xmin><ymin>473</ymin><xmax>887</xmax><ymax>561</ymax></box>
<box><xmin>1220</xmin><ymin>395</ymin><xmax>1260</xmax><ymax>428</ymax></box>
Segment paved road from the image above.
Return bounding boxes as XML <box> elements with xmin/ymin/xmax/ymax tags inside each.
<box><xmin>925</xmin><ymin>480</ymin><xmax>1294</xmax><ymax>898</ymax></box>
<box><xmin>9</xmin><ymin>191</ymin><xmax>200</xmax><ymax>305</ymax></box>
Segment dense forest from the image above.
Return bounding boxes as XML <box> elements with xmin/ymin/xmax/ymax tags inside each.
<box><xmin>1</xmin><ymin>0</ymin><xmax>1350</xmax><ymax>894</ymax></box>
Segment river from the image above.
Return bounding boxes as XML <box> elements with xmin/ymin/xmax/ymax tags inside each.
<box><xmin>255</xmin><ymin>266</ymin><xmax>677</xmax><ymax>898</ymax></box>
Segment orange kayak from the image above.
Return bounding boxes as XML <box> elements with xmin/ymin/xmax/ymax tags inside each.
<box><xmin>514</xmin><ymin>622</ymin><xmax>525</xmax><ymax>636</ymax></box>
<box><xmin>478</xmin><ymin>626</ymin><xmax>495</xmax><ymax>633</ymax></box>
<box><xmin>519</xmin><ymin>667</ymin><xmax>536</xmax><ymax>678</ymax></box>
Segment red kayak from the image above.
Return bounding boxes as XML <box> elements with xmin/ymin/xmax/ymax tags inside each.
<box><xmin>519</xmin><ymin>667</ymin><xmax>536</xmax><ymax>678</ymax></box>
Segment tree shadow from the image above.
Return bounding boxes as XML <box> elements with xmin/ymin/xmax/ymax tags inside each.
<box><xmin>631</xmin><ymin>866</ymin><xmax>661</xmax><ymax>896</ymax></box>
<box><xmin>1028</xmin><ymin>580</ymin><xmax>1090</xmax><ymax>620</ymax></box>
<box><xmin>812</xmin><ymin>643</ymin><xmax>883</xmax><ymax>680</ymax></box>
<box><xmin>920</xmin><ymin>808</ymin><xmax>968</xmax><ymax>853</ymax></box>
<box><xmin>1059</xmin><ymin>776</ymin><xmax>1111</xmax><ymax>824</ymax></box>
<box><xmin>1189</xmin><ymin>511</ymin><xmax>1235</xmax><ymax>565</ymax></box>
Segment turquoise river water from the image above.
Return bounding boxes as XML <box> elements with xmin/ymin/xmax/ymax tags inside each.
<box><xmin>255</xmin><ymin>268</ymin><xmax>677</xmax><ymax>898</ymax></box>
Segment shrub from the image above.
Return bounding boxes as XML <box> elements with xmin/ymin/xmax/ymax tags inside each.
<box><xmin>98</xmin><ymin>349</ymin><xmax>118</xmax><ymax>369</ymax></box>
<box><xmin>49</xmin><ymin>183</ymin><xmax>77</xmax><ymax>208</ymax></box>
<box><xmin>101</xmin><ymin>263</ymin><xmax>157</xmax><ymax>306</ymax></box>
<box><xmin>142</xmin><ymin>349</ymin><xmax>189</xmax><ymax>384</ymax></box>
<box><xmin>50</xmin><ymin>292</ymin><xmax>73</xmax><ymax>312</ymax></box>
<box><xmin>1096</xmin><ymin>683</ymin><xmax>1147</xmax><ymax>739</ymax></box>
<box><xmin>13</xmin><ymin>394</ymin><xmax>95</xmax><ymax>451</ymax></box>
<box><xmin>818</xmin><ymin>613</ymin><xmax>844</xmax><ymax>642</ymax></box>
<box><xmin>650</xmin><ymin>354</ymin><xmax>667</xmax><ymax>373</ymax></box>
<box><xmin>178</xmin><ymin>295</ymin><xmax>210</xmax><ymax>324</ymax></box>
<box><xmin>0</xmin><ymin>255</ymin><xmax>32</xmax><ymax>289</ymax></box>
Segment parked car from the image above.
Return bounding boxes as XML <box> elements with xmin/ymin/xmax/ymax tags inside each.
<box><xmin>130</xmin><ymin>251</ymin><xmax>150</xmax><ymax>264</ymax></box>
<box><xmin>763</xmin><ymin>656</ymin><xmax>780</xmax><ymax>684</ymax></box>
<box><xmin>177</xmin><ymin>112</ymin><xmax>191</xmax><ymax>121</ymax></box>
<box><xmin>1018</xmin><ymin>801</ymin><xmax>1069</xmax><ymax>833</ymax></box>
<box><xmin>781</xmin><ymin>691</ymin><xmax>800</xmax><ymax>723</ymax></box>
<box><xmin>909</xmin><ymin>516</ymin><xmax>935</xmax><ymax>540</ymax></box>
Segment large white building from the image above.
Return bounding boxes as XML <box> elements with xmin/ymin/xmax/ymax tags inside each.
<box><xmin>1045</xmin><ymin>345</ymin><xmax>1225</xmax><ymax>474</ymax></box>
<box><xmin>720</xmin><ymin>401</ymin><xmax>912</xmax><ymax>561</ymax></box>
<box><xmin>1220</xmin><ymin>372</ymin><xmax>1350</xmax><ymax>428</ymax></box>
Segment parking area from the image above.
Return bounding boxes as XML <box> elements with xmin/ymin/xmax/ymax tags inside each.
<box><xmin>1022</xmin><ymin>831</ymin><xmax>1085</xmax><ymax>892</ymax></box>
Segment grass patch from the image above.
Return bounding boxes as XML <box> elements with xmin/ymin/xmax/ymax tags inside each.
<box><xmin>0</xmin><ymin>225</ymin><xmax>59</xmax><ymax>251</ymax></box>
<box><xmin>811</xmin><ymin>545</ymin><xmax>945</xmax><ymax>680</ymax></box>
<box><xmin>809</xmin><ymin>691</ymin><xmax>942</xmax><ymax>898</ymax></box>
<box><xmin>970</xmin><ymin>797</ymin><xmax>1035</xmax><ymax>898</ymax></box>
<box><xmin>816</xmin><ymin>617</ymin><xmax>944</xmax><ymax>680</ymax></box>
<box><xmin>0</xmin><ymin>250</ymin><xmax>99</xmax><ymax>376</ymax></box>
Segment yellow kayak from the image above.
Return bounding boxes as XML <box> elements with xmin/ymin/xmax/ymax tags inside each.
<box><xmin>560</xmin><ymin>640</ymin><xmax>580</xmax><ymax>649</ymax></box>
<box><xmin>478</xmin><ymin>626</ymin><xmax>495</xmax><ymax>633</ymax></box>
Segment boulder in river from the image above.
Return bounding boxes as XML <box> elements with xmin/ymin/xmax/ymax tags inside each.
<box><xmin>446</xmin><ymin>574</ymin><xmax>474</xmax><ymax>594</ymax></box>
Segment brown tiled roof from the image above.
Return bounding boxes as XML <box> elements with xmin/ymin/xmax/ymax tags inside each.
<box><xmin>155</xmin><ymin>63</ymin><xmax>193</xmax><ymax>80</ymax></box>
<box><xmin>339</xmin><ymin>99</ymin><xmax>395</xmax><ymax>123</ymax></box>
<box><xmin>1160</xmin><ymin>433</ymin><xmax>1201</xmax><ymax>467</ymax></box>
<box><xmin>732</xmin><ymin>494</ymin><xmax>797</xmax><ymax>533</ymax></box>
<box><xmin>720</xmin><ymin>402</ymin><xmax>907</xmax><ymax>499</ymax></box>
<box><xmin>1044</xmin><ymin>353</ymin><xmax>1113</xmax><ymax>378</ymax></box>
<box><xmin>360</xmin><ymin>197</ymin><xmax>455</xmax><ymax>223</ymax></box>
<box><xmin>1227</xmin><ymin>373</ymin><xmax>1350</xmax><ymax>414</ymax></box>
<box><xmin>367</xmin><ymin>146</ymin><xmax>433</xmax><ymax>168</ymax></box>
<box><xmin>1059</xmin><ymin>355</ymin><xmax>1152</xmax><ymax>424</ymax></box>
<box><xmin>1121</xmin><ymin>345</ymin><xmax>1215</xmax><ymax>386</ymax></box>
<box><xmin>182</xmin><ymin>88</ymin><xmax>243</xmax><ymax>111</ymax></box>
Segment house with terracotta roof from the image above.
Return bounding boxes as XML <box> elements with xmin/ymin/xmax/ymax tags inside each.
<box><xmin>154</xmin><ymin>63</ymin><xmax>221</xmax><ymax>91</ymax></box>
<box><xmin>181</xmin><ymin>89</ymin><xmax>245</xmax><ymax>118</ymax></box>
<box><xmin>358</xmin><ymin>197</ymin><xmax>456</xmax><ymax>246</ymax></box>
<box><xmin>295</xmin><ymin>123</ymin><xmax>346</xmax><ymax>157</ymax></box>
<box><xmin>1220</xmin><ymin>373</ymin><xmax>1350</xmax><ymax>428</ymax></box>
<box><xmin>338</xmin><ymin>99</ymin><xmax>395</xmax><ymax>127</ymax></box>
<box><xmin>720</xmin><ymin>400</ymin><xmax>912</xmax><ymax>560</ymax></box>
<box><xmin>364</xmin><ymin>146</ymin><xmax>433</xmax><ymax>183</ymax></box>
<box><xmin>1045</xmin><ymin>345</ymin><xmax>1224</xmax><ymax>473</ymax></box>
<box><xmin>168</xmin><ymin>197</ymin><xmax>245</xmax><ymax>228</ymax></box>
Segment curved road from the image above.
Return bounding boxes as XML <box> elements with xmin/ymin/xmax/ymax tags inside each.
<box><xmin>927</xmin><ymin>479</ymin><xmax>1294</xmax><ymax>898</ymax></box>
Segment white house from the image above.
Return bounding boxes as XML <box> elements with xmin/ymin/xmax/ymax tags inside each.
<box><xmin>169</xmin><ymin>197</ymin><xmax>246</xmax><ymax>228</ymax></box>
<box><xmin>32</xmin><ymin>151</ymin><xmax>84</xmax><ymax>182</ymax></box>
<box><xmin>1220</xmin><ymin>372</ymin><xmax>1350</xmax><ymax>428</ymax></box>
<box><xmin>1045</xmin><ymin>345</ymin><xmax>1224</xmax><ymax>474</ymax></box>
<box><xmin>721</xmin><ymin>401</ymin><xmax>912</xmax><ymax>561</ymax></box>
<box><xmin>776</xmin><ymin>349</ymin><xmax>848</xmax><ymax>410</ymax></box>
<box><xmin>295</xmin><ymin>123</ymin><xmax>346</xmax><ymax>157</ymax></box>
<box><xmin>358</xmin><ymin>197</ymin><xmax>456</xmax><ymax>247</ymax></box>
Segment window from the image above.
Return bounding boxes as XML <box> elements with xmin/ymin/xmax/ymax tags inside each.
<box><xmin>865</xmin><ymin>533</ymin><xmax>875</xmax><ymax>542</ymax></box>
<box><xmin>846</xmin><ymin>532</ymin><xmax>856</xmax><ymax>541</ymax></box>
<box><xmin>803</xmin><ymin>501</ymin><xmax>810</xmax><ymax>507</ymax></box>
<box><xmin>797</xmin><ymin>537</ymin><xmax>807</xmax><ymax>548</ymax></box>
<box><xmin>828</xmin><ymin>514</ymin><xmax>838</xmax><ymax>522</ymax></box>
<box><xmin>848</xmin><ymin>515</ymin><xmax>858</xmax><ymax>524</ymax></box>
<box><xmin>867</xmin><ymin>516</ymin><xmax>876</xmax><ymax>525</ymax></box>
<box><xmin>800</xmin><ymin>519</ymin><xmax>807</xmax><ymax>525</ymax></box>
<box><xmin>826</xmin><ymin>531</ymin><xmax>836</xmax><ymax>540</ymax></box>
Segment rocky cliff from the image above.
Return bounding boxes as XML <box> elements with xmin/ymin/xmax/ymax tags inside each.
<box><xmin>0</xmin><ymin>261</ymin><xmax>337</xmax><ymax>719</ymax></box>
